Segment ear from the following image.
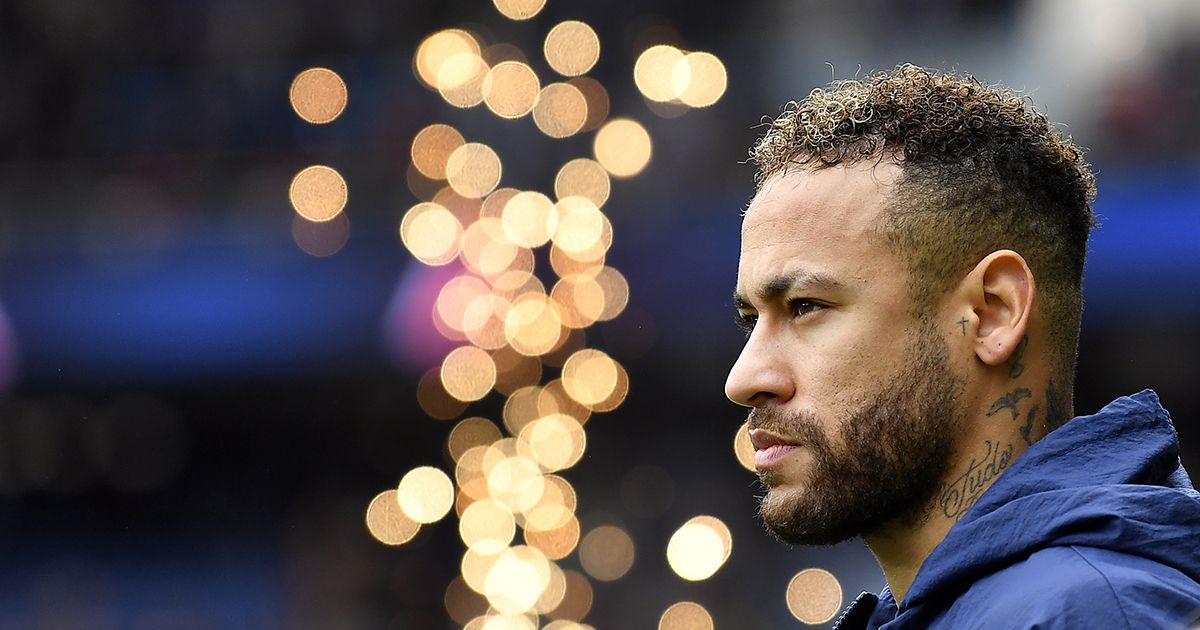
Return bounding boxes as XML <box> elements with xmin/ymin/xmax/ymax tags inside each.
<box><xmin>963</xmin><ymin>250</ymin><xmax>1036</xmax><ymax>369</ymax></box>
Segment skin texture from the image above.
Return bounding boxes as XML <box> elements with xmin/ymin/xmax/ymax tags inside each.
<box><xmin>726</xmin><ymin>161</ymin><xmax>1066</xmax><ymax>603</ymax></box>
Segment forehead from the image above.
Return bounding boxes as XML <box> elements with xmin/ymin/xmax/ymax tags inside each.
<box><xmin>738</xmin><ymin>162</ymin><xmax>903</xmax><ymax>293</ymax></box>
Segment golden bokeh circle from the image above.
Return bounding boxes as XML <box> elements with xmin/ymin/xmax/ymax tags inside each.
<box><xmin>460</xmin><ymin>498</ymin><xmax>516</xmax><ymax>554</ymax></box>
<box><xmin>289</xmin><ymin>67</ymin><xmax>348</xmax><ymax>124</ymax></box>
<box><xmin>289</xmin><ymin>165</ymin><xmax>348</xmax><ymax>222</ymax></box>
<box><xmin>551</xmin><ymin>570</ymin><xmax>593</xmax><ymax>622</ymax></box>
<box><xmin>484</xmin><ymin>545</ymin><xmax>552</xmax><ymax>615</ymax></box>
<box><xmin>569</xmin><ymin>76</ymin><xmax>610</xmax><ymax>132</ymax></box>
<box><xmin>397</xmin><ymin>466</ymin><xmax>455</xmax><ymax>524</ymax></box>
<box><xmin>448</xmin><ymin>416</ymin><xmax>503</xmax><ymax>462</ymax></box>
<box><xmin>445</xmin><ymin>576</ymin><xmax>490</xmax><ymax>626</ymax></box>
<box><xmin>417</xmin><ymin>367</ymin><xmax>468</xmax><ymax>420</ymax></box>
<box><xmin>578</xmin><ymin>525</ymin><xmax>634</xmax><ymax>581</ymax></box>
<box><xmin>561</xmin><ymin>349</ymin><xmax>619</xmax><ymax>408</ymax></box>
<box><xmin>551</xmin><ymin>197</ymin><xmax>607</xmax><ymax>256</ymax></box>
<box><xmin>786</xmin><ymin>568</ymin><xmax>844</xmax><ymax>625</ymax></box>
<box><xmin>505</xmin><ymin>294</ymin><xmax>564</xmax><ymax>357</ymax></box>
<box><xmin>634</xmin><ymin>44</ymin><xmax>686</xmax><ymax>102</ymax></box>
<box><xmin>486</xmin><ymin>454</ymin><xmax>546</xmax><ymax>514</ymax></box>
<box><xmin>501</xmin><ymin>191</ymin><xmax>558</xmax><ymax>248</ymax></box>
<box><xmin>673</xmin><ymin>51</ymin><xmax>728</xmax><ymax>108</ymax></box>
<box><xmin>437</xmin><ymin>52</ymin><xmax>490</xmax><ymax>108</ymax></box>
<box><xmin>524</xmin><ymin>513</ymin><xmax>580</xmax><ymax>560</ymax></box>
<box><xmin>593</xmin><ymin>266</ymin><xmax>630</xmax><ymax>321</ymax></box>
<box><xmin>658</xmin><ymin>601</ymin><xmax>714</xmax><ymax>630</ymax></box>
<box><xmin>462</xmin><ymin>547</ymin><xmax>505</xmax><ymax>595</ymax></box>
<box><xmin>441</xmin><ymin>345</ymin><xmax>498</xmax><ymax>402</ymax></box>
<box><xmin>666</xmin><ymin>516</ymin><xmax>732</xmax><ymax>581</ymax></box>
<box><xmin>533</xmin><ymin>83</ymin><xmax>589</xmax><ymax>139</ymax></box>
<box><xmin>520</xmin><ymin>413</ymin><xmax>586</xmax><ymax>472</ymax></box>
<box><xmin>461</xmin><ymin>217</ymin><xmax>520</xmax><ymax>278</ymax></box>
<box><xmin>593</xmin><ymin>118</ymin><xmax>652</xmax><ymax>177</ymax></box>
<box><xmin>365</xmin><ymin>489</ymin><xmax>421</xmax><ymax>545</ymax></box>
<box><xmin>733</xmin><ymin>420</ymin><xmax>756</xmax><ymax>472</ymax></box>
<box><xmin>554</xmin><ymin>158</ymin><xmax>611</xmax><ymax>208</ymax></box>
<box><xmin>544</xmin><ymin>21</ymin><xmax>600</xmax><ymax>77</ymax></box>
<box><xmin>399</xmin><ymin>201</ymin><xmax>463</xmax><ymax>266</ymax></box>
<box><xmin>493</xmin><ymin>0</ymin><xmax>546</xmax><ymax>20</ymax></box>
<box><xmin>411</xmin><ymin>124</ymin><xmax>466</xmax><ymax>180</ymax></box>
<box><xmin>415</xmin><ymin>29</ymin><xmax>481</xmax><ymax>89</ymax></box>
<box><xmin>447</xmin><ymin>142</ymin><xmax>503</xmax><ymax>199</ymax></box>
<box><xmin>550</xmin><ymin>274</ymin><xmax>605</xmax><ymax>329</ymax></box>
<box><xmin>483</xmin><ymin>61</ymin><xmax>541</xmax><ymax>119</ymax></box>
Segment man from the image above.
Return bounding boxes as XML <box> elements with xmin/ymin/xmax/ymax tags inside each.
<box><xmin>725</xmin><ymin>64</ymin><xmax>1200</xmax><ymax>629</ymax></box>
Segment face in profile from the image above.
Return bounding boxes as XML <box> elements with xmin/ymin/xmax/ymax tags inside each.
<box><xmin>726</xmin><ymin>162</ymin><xmax>965</xmax><ymax>545</ymax></box>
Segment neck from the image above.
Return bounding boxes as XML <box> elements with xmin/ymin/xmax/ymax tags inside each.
<box><xmin>863</xmin><ymin>375</ymin><xmax>1070</xmax><ymax>604</ymax></box>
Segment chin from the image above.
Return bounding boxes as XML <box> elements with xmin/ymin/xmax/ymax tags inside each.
<box><xmin>758</xmin><ymin>484</ymin><xmax>859</xmax><ymax>547</ymax></box>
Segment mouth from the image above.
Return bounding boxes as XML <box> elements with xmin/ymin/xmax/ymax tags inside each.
<box><xmin>748</xmin><ymin>428</ymin><xmax>801</xmax><ymax>470</ymax></box>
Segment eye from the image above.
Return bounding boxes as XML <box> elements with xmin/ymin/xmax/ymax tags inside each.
<box><xmin>788</xmin><ymin>298</ymin><xmax>825</xmax><ymax>318</ymax></box>
<box><xmin>734</xmin><ymin>311</ymin><xmax>757</xmax><ymax>336</ymax></box>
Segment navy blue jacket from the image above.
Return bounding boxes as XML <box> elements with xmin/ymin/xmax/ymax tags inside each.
<box><xmin>834</xmin><ymin>390</ymin><xmax>1200</xmax><ymax>629</ymax></box>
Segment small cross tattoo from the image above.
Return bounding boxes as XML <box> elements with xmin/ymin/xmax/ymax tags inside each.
<box><xmin>957</xmin><ymin>317</ymin><xmax>968</xmax><ymax>335</ymax></box>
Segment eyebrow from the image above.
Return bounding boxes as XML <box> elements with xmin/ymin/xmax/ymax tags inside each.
<box><xmin>732</xmin><ymin>269</ymin><xmax>843</xmax><ymax>310</ymax></box>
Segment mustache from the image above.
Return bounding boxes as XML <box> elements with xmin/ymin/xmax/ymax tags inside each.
<box><xmin>746</xmin><ymin>406</ymin><xmax>824</xmax><ymax>445</ymax></box>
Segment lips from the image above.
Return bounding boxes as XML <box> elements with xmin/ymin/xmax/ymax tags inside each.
<box><xmin>748</xmin><ymin>428</ymin><xmax>801</xmax><ymax>470</ymax></box>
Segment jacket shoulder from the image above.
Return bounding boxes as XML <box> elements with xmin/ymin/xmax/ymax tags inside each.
<box><xmin>932</xmin><ymin>546</ymin><xmax>1200</xmax><ymax>629</ymax></box>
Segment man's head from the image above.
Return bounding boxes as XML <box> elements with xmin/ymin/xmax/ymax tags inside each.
<box><xmin>726</xmin><ymin>65</ymin><xmax>1096</xmax><ymax>545</ymax></box>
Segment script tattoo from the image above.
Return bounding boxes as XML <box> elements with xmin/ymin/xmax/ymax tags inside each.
<box><xmin>957</xmin><ymin>317</ymin><xmax>968</xmax><ymax>335</ymax></box>
<box><xmin>986</xmin><ymin>388</ymin><xmax>1032</xmax><ymax>421</ymax></box>
<box><xmin>939</xmin><ymin>440</ymin><xmax>1015</xmax><ymax>521</ymax></box>
<box><xmin>1007</xmin><ymin>334</ymin><xmax>1029</xmax><ymax>378</ymax></box>
<box><xmin>1019</xmin><ymin>405</ymin><xmax>1039</xmax><ymax>446</ymax></box>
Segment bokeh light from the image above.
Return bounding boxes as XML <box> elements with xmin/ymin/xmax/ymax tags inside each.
<box><xmin>593</xmin><ymin>266</ymin><xmax>630</xmax><ymax>321</ymax></box>
<box><xmin>578</xmin><ymin>524</ymin><xmax>635</xmax><ymax>581</ymax></box>
<box><xmin>448</xmin><ymin>417</ymin><xmax>503</xmax><ymax>462</ymax></box>
<box><xmin>483</xmin><ymin>545</ymin><xmax>552</xmax><ymax>614</ymax></box>
<box><xmin>554</xmin><ymin>158</ymin><xmax>611</xmax><ymax>208</ymax></box>
<box><xmin>397</xmin><ymin>466</ymin><xmax>455</xmax><ymax>524</ymax></box>
<box><xmin>658</xmin><ymin>601</ymin><xmax>714</xmax><ymax>630</ymax></box>
<box><xmin>733</xmin><ymin>420</ymin><xmax>755</xmax><ymax>472</ymax></box>
<box><xmin>445</xmin><ymin>576</ymin><xmax>491</xmax><ymax>626</ymax></box>
<box><xmin>438</xmin><ymin>51</ymin><xmax>490</xmax><ymax>108</ymax></box>
<box><xmin>673</xmin><ymin>51</ymin><xmax>727</xmax><ymax>108</ymax></box>
<box><xmin>550</xmin><ymin>570</ymin><xmax>593</xmax><ymax>622</ymax></box>
<box><xmin>417</xmin><ymin>367</ymin><xmax>469</xmax><ymax>420</ymax></box>
<box><xmin>492</xmin><ymin>0</ymin><xmax>546</xmax><ymax>21</ymax></box>
<box><xmin>560</xmin><ymin>349</ymin><xmax>620</xmax><ymax>408</ymax></box>
<box><xmin>399</xmin><ymin>201</ymin><xmax>463</xmax><ymax>266</ymax></box>
<box><xmin>486</xmin><ymin>453</ymin><xmax>545</xmax><ymax>514</ymax></box>
<box><xmin>415</xmin><ymin>29</ymin><xmax>482</xmax><ymax>89</ymax></box>
<box><xmin>411</xmin><ymin>124</ymin><xmax>466</xmax><ymax>180</ymax></box>
<box><xmin>365</xmin><ymin>489</ymin><xmax>421</xmax><ymax>545</ymax></box>
<box><xmin>520</xmin><ymin>413</ymin><xmax>586</xmax><ymax>472</ymax></box>
<box><xmin>544</xmin><ymin>21</ymin><xmax>600</xmax><ymax>77</ymax></box>
<box><xmin>666</xmin><ymin>515</ymin><xmax>732</xmax><ymax>581</ymax></box>
<box><xmin>551</xmin><ymin>197</ymin><xmax>606</xmax><ymax>255</ymax></box>
<box><xmin>634</xmin><ymin>44</ymin><xmax>686</xmax><ymax>102</ymax></box>
<box><xmin>484</xmin><ymin>61</ymin><xmax>541</xmax><ymax>119</ymax></box>
<box><xmin>501</xmin><ymin>190</ymin><xmax>558</xmax><ymax>247</ymax></box>
<box><xmin>787</xmin><ymin>568</ymin><xmax>844</xmax><ymax>625</ymax></box>
<box><xmin>289</xmin><ymin>165</ymin><xmax>348</xmax><ymax>222</ymax></box>
<box><xmin>447</xmin><ymin>142</ymin><xmax>503</xmax><ymax>199</ymax></box>
<box><xmin>524</xmin><ymin>514</ymin><xmax>580</xmax><ymax>560</ymax></box>
<box><xmin>593</xmin><ymin>118</ymin><xmax>652</xmax><ymax>177</ymax></box>
<box><xmin>505</xmin><ymin>293</ymin><xmax>564</xmax><ymax>356</ymax></box>
<box><xmin>289</xmin><ymin>67</ymin><xmax>348</xmax><ymax>124</ymax></box>
<box><xmin>441</xmin><ymin>345</ymin><xmax>498</xmax><ymax>402</ymax></box>
<box><xmin>568</xmin><ymin>77</ymin><xmax>610</xmax><ymax>132</ymax></box>
<box><xmin>460</xmin><ymin>498</ymin><xmax>516</xmax><ymax>554</ymax></box>
<box><xmin>533</xmin><ymin>82</ymin><xmax>589</xmax><ymax>139</ymax></box>
<box><xmin>492</xmin><ymin>346</ymin><xmax>543</xmax><ymax>396</ymax></box>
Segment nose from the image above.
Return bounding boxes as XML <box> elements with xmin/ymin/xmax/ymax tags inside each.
<box><xmin>724</xmin><ymin>327</ymin><xmax>796</xmax><ymax>408</ymax></box>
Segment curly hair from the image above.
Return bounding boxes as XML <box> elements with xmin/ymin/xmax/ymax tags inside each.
<box><xmin>750</xmin><ymin>64</ymin><xmax>1097</xmax><ymax>393</ymax></box>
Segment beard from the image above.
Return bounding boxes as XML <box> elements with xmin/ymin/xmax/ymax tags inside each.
<box><xmin>751</xmin><ymin>321</ymin><xmax>963</xmax><ymax>546</ymax></box>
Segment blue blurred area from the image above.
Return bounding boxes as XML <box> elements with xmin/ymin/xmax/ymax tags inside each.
<box><xmin>3</xmin><ymin>173</ymin><xmax>1195</xmax><ymax>385</ymax></box>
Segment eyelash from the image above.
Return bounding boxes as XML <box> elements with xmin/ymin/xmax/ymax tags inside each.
<box><xmin>735</xmin><ymin>299</ymin><xmax>825</xmax><ymax>335</ymax></box>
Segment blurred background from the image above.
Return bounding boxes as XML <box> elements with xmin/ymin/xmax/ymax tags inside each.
<box><xmin>0</xmin><ymin>0</ymin><xmax>1198</xmax><ymax>628</ymax></box>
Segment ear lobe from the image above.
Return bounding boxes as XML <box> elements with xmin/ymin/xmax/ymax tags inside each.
<box><xmin>969</xmin><ymin>250</ymin><xmax>1035</xmax><ymax>368</ymax></box>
